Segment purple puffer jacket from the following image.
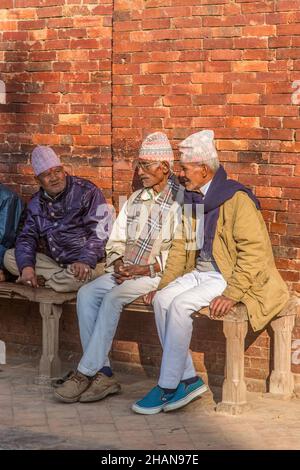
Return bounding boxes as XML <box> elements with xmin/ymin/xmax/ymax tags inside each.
<box><xmin>16</xmin><ymin>175</ymin><xmax>108</xmax><ymax>271</ymax></box>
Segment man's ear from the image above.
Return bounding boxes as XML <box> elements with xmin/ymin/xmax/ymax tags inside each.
<box><xmin>34</xmin><ymin>175</ymin><xmax>41</xmax><ymax>185</ymax></box>
<box><xmin>201</xmin><ymin>164</ymin><xmax>209</xmax><ymax>178</ymax></box>
<box><xmin>161</xmin><ymin>161</ymin><xmax>171</xmax><ymax>174</ymax></box>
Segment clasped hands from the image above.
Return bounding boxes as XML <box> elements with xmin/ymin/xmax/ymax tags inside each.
<box><xmin>113</xmin><ymin>259</ymin><xmax>149</xmax><ymax>285</ymax></box>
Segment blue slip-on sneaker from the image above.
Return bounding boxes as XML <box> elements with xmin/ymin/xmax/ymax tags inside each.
<box><xmin>132</xmin><ymin>385</ymin><xmax>175</xmax><ymax>415</ymax></box>
<box><xmin>163</xmin><ymin>377</ymin><xmax>208</xmax><ymax>412</ymax></box>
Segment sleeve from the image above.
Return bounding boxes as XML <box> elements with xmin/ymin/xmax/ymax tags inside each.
<box><xmin>15</xmin><ymin>205</ymin><xmax>39</xmax><ymax>272</ymax></box>
<box><xmin>76</xmin><ymin>186</ymin><xmax>109</xmax><ymax>268</ymax></box>
<box><xmin>157</xmin><ymin>221</ymin><xmax>187</xmax><ymax>290</ymax></box>
<box><xmin>105</xmin><ymin>199</ymin><xmax>128</xmax><ymax>269</ymax></box>
<box><xmin>222</xmin><ymin>193</ymin><xmax>268</xmax><ymax>302</ymax></box>
<box><xmin>0</xmin><ymin>195</ymin><xmax>24</xmax><ymax>269</ymax></box>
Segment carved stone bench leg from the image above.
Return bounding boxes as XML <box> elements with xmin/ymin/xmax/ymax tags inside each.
<box><xmin>216</xmin><ymin>319</ymin><xmax>249</xmax><ymax>415</ymax></box>
<box><xmin>269</xmin><ymin>314</ymin><xmax>295</xmax><ymax>397</ymax></box>
<box><xmin>36</xmin><ymin>303</ymin><xmax>62</xmax><ymax>384</ymax></box>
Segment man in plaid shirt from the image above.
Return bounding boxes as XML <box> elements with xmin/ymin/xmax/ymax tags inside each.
<box><xmin>54</xmin><ymin>132</ymin><xmax>184</xmax><ymax>404</ymax></box>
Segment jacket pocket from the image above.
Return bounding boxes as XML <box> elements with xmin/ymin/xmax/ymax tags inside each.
<box><xmin>252</xmin><ymin>270</ymin><xmax>269</xmax><ymax>288</ymax></box>
<box><xmin>218</xmin><ymin>227</ymin><xmax>237</xmax><ymax>265</ymax></box>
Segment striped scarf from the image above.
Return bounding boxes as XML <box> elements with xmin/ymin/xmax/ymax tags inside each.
<box><xmin>124</xmin><ymin>174</ymin><xmax>180</xmax><ymax>266</ymax></box>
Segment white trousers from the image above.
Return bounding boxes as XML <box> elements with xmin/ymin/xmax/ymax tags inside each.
<box><xmin>77</xmin><ymin>272</ymin><xmax>160</xmax><ymax>376</ymax></box>
<box><xmin>152</xmin><ymin>270</ymin><xmax>227</xmax><ymax>389</ymax></box>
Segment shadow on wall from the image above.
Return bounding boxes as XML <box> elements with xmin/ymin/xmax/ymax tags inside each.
<box><xmin>132</xmin><ymin>166</ymin><xmax>143</xmax><ymax>192</ymax></box>
<box><xmin>0</xmin><ymin>81</ymin><xmax>6</xmax><ymax>104</ymax></box>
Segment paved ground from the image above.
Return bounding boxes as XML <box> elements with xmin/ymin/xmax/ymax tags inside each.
<box><xmin>0</xmin><ymin>359</ymin><xmax>300</xmax><ymax>450</ymax></box>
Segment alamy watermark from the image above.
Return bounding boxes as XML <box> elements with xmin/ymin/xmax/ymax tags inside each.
<box><xmin>291</xmin><ymin>80</ymin><xmax>300</xmax><ymax>105</ymax></box>
<box><xmin>94</xmin><ymin>200</ymin><xmax>205</xmax><ymax>251</ymax></box>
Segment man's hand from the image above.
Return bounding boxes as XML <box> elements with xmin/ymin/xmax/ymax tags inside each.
<box><xmin>114</xmin><ymin>259</ymin><xmax>125</xmax><ymax>274</ymax></box>
<box><xmin>18</xmin><ymin>266</ymin><xmax>38</xmax><ymax>288</ymax></box>
<box><xmin>113</xmin><ymin>259</ymin><xmax>127</xmax><ymax>284</ymax></box>
<box><xmin>113</xmin><ymin>263</ymin><xmax>150</xmax><ymax>285</ymax></box>
<box><xmin>0</xmin><ymin>269</ymin><xmax>6</xmax><ymax>282</ymax></box>
<box><xmin>70</xmin><ymin>262</ymin><xmax>92</xmax><ymax>282</ymax></box>
<box><xmin>143</xmin><ymin>290</ymin><xmax>157</xmax><ymax>305</ymax></box>
<box><xmin>209</xmin><ymin>295</ymin><xmax>237</xmax><ymax>319</ymax></box>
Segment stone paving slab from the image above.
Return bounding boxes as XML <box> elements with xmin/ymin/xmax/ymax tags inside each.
<box><xmin>0</xmin><ymin>360</ymin><xmax>300</xmax><ymax>450</ymax></box>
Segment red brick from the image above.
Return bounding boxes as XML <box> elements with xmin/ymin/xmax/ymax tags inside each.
<box><xmin>242</xmin><ymin>25</ymin><xmax>276</xmax><ymax>36</ymax></box>
<box><xmin>269</xmin><ymin>36</ymin><xmax>292</xmax><ymax>48</ymax></box>
<box><xmin>234</xmin><ymin>37</ymin><xmax>268</xmax><ymax>48</ymax></box>
<box><xmin>163</xmin><ymin>95</ymin><xmax>191</xmax><ymax>106</ymax></box>
<box><xmin>241</xmin><ymin>2</ymin><xmax>275</xmax><ymax>14</ymax></box>
<box><xmin>228</xmin><ymin>94</ymin><xmax>260</xmax><ymax>104</ymax></box>
<box><xmin>272</xmin><ymin>176</ymin><xmax>300</xmax><ymax>188</ymax></box>
<box><xmin>276</xmin><ymin>0</ymin><xmax>300</xmax><ymax>11</ymax></box>
<box><xmin>210</xmin><ymin>49</ymin><xmax>242</xmax><ymax>60</ymax></box>
<box><xmin>18</xmin><ymin>20</ymin><xmax>46</xmax><ymax>30</ymax></box>
<box><xmin>203</xmin><ymin>38</ymin><xmax>234</xmax><ymax>49</ymax></box>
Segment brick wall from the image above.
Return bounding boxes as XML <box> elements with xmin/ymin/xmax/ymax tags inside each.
<box><xmin>112</xmin><ymin>0</ymin><xmax>300</xmax><ymax>293</ymax></box>
<box><xmin>0</xmin><ymin>0</ymin><xmax>300</xmax><ymax>388</ymax></box>
<box><xmin>0</xmin><ymin>0</ymin><xmax>113</xmax><ymax>200</ymax></box>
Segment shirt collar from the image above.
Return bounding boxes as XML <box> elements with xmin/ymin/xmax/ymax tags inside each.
<box><xmin>140</xmin><ymin>187</ymin><xmax>160</xmax><ymax>201</ymax></box>
<box><xmin>200</xmin><ymin>179</ymin><xmax>212</xmax><ymax>197</ymax></box>
<box><xmin>43</xmin><ymin>190</ymin><xmax>64</xmax><ymax>201</ymax></box>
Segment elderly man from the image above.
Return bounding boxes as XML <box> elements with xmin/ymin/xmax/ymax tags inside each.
<box><xmin>132</xmin><ymin>129</ymin><xmax>289</xmax><ymax>415</ymax></box>
<box><xmin>54</xmin><ymin>132</ymin><xmax>184</xmax><ymax>403</ymax></box>
<box><xmin>4</xmin><ymin>146</ymin><xmax>107</xmax><ymax>292</ymax></box>
<box><xmin>0</xmin><ymin>184</ymin><xmax>24</xmax><ymax>282</ymax></box>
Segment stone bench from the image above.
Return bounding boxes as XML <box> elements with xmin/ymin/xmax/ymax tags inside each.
<box><xmin>0</xmin><ymin>281</ymin><xmax>299</xmax><ymax>414</ymax></box>
<box><xmin>123</xmin><ymin>295</ymin><xmax>300</xmax><ymax>414</ymax></box>
<box><xmin>0</xmin><ymin>282</ymin><xmax>77</xmax><ymax>383</ymax></box>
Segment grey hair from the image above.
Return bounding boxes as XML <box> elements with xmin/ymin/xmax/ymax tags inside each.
<box><xmin>204</xmin><ymin>158</ymin><xmax>220</xmax><ymax>173</ymax></box>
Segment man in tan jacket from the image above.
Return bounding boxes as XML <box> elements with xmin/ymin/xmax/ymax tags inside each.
<box><xmin>132</xmin><ymin>130</ymin><xmax>289</xmax><ymax>415</ymax></box>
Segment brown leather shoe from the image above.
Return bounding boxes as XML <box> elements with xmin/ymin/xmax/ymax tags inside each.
<box><xmin>54</xmin><ymin>371</ymin><xmax>92</xmax><ymax>403</ymax></box>
<box><xmin>52</xmin><ymin>370</ymin><xmax>75</xmax><ymax>389</ymax></box>
<box><xmin>79</xmin><ymin>372</ymin><xmax>121</xmax><ymax>403</ymax></box>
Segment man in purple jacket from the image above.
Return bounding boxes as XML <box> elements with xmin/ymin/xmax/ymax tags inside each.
<box><xmin>4</xmin><ymin>146</ymin><xmax>108</xmax><ymax>292</ymax></box>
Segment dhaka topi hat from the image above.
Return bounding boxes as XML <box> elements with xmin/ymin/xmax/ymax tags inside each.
<box><xmin>31</xmin><ymin>146</ymin><xmax>62</xmax><ymax>176</ymax></box>
<box><xmin>179</xmin><ymin>130</ymin><xmax>218</xmax><ymax>163</ymax></box>
<box><xmin>138</xmin><ymin>132</ymin><xmax>174</xmax><ymax>162</ymax></box>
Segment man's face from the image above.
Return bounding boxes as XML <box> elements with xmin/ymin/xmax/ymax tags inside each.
<box><xmin>179</xmin><ymin>163</ymin><xmax>208</xmax><ymax>191</ymax></box>
<box><xmin>136</xmin><ymin>160</ymin><xmax>168</xmax><ymax>188</ymax></box>
<box><xmin>37</xmin><ymin>166</ymin><xmax>67</xmax><ymax>196</ymax></box>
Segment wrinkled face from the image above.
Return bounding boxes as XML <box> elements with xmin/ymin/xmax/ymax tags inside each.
<box><xmin>37</xmin><ymin>166</ymin><xmax>67</xmax><ymax>196</ymax></box>
<box><xmin>179</xmin><ymin>163</ymin><xmax>209</xmax><ymax>191</ymax></box>
<box><xmin>135</xmin><ymin>160</ymin><xmax>169</xmax><ymax>188</ymax></box>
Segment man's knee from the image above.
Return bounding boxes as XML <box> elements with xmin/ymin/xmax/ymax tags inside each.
<box><xmin>77</xmin><ymin>274</ymin><xmax>113</xmax><ymax>306</ymax></box>
<box><xmin>168</xmin><ymin>292</ymin><xmax>191</xmax><ymax>316</ymax></box>
<box><xmin>153</xmin><ymin>288</ymin><xmax>173</xmax><ymax>312</ymax></box>
<box><xmin>77</xmin><ymin>283</ymin><xmax>89</xmax><ymax>303</ymax></box>
<box><xmin>77</xmin><ymin>280</ymin><xmax>100</xmax><ymax>308</ymax></box>
<box><xmin>3</xmin><ymin>249</ymin><xmax>19</xmax><ymax>275</ymax></box>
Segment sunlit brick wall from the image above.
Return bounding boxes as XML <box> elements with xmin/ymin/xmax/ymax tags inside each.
<box><xmin>0</xmin><ymin>0</ymin><xmax>113</xmax><ymax>200</ymax></box>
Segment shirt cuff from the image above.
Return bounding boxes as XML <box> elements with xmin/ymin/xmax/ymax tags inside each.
<box><xmin>222</xmin><ymin>284</ymin><xmax>245</xmax><ymax>303</ymax></box>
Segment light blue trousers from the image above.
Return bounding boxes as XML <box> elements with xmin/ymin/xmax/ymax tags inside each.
<box><xmin>77</xmin><ymin>272</ymin><xmax>160</xmax><ymax>376</ymax></box>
